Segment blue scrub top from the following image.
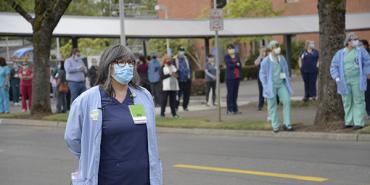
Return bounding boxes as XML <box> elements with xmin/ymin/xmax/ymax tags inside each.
<box><xmin>301</xmin><ymin>49</ymin><xmax>319</xmax><ymax>73</ymax></box>
<box><xmin>98</xmin><ymin>87</ymin><xmax>150</xmax><ymax>185</ymax></box>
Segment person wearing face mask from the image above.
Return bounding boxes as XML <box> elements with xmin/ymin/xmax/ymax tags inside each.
<box><xmin>299</xmin><ymin>40</ymin><xmax>320</xmax><ymax>102</ymax></box>
<box><xmin>330</xmin><ymin>32</ymin><xmax>370</xmax><ymax>130</ymax></box>
<box><xmin>259</xmin><ymin>40</ymin><xmax>293</xmax><ymax>133</ymax></box>
<box><xmin>254</xmin><ymin>47</ymin><xmax>267</xmax><ymax>111</ymax></box>
<box><xmin>160</xmin><ymin>57</ymin><xmax>179</xmax><ymax>118</ymax></box>
<box><xmin>204</xmin><ymin>54</ymin><xmax>217</xmax><ymax>106</ymax></box>
<box><xmin>19</xmin><ymin>61</ymin><xmax>32</xmax><ymax>112</ymax></box>
<box><xmin>10</xmin><ymin>62</ymin><xmax>20</xmax><ymax>106</ymax></box>
<box><xmin>360</xmin><ymin>39</ymin><xmax>370</xmax><ymax>119</ymax></box>
<box><xmin>64</xmin><ymin>48</ymin><xmax>87</xmax><ymax>104</ymax></box>
<box><xmin>175</xmin><ymin>46</ymin><xmax>192</xmax><ymax>111</ymax></box>
<box><xmin>64</xmin><ymin>45</ymin><xmax>163</xmax><ymax>185</ymax></box>
<box><xmin>0</xmin><ymin>57</ymin><xmax>11</xmax><ymax>113</ymax></box>
<box><xmin>224</xmin><ymin>44</ymin><xmax>242</xmax><ymax>115</ymax></box>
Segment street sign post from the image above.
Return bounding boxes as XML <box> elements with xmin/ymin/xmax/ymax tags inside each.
<box><xmin>211</xmin><ymin>0</ymin><xmax>224</xmax><ymax>122</ymax></box>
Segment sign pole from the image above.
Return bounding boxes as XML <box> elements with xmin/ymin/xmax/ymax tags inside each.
<box><xmin>212</xmin><ymin>0</ymin><xmax>222</xmax><ymax>122</ymax></box>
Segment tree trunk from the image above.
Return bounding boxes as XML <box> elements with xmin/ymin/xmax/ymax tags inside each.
<box><xmin>314</xmin><ymin>0</ymin><xmax>346</xmax><ymax>125</ymax></box>
<box><xmin>31</xmin><ymin>27</ymin><xmax>52</xmax><ymax>114</ymax></box>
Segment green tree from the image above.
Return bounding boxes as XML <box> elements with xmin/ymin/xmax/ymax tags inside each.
<box><xmin>5</xmin><ymin>0</ymin><xmax>72</xmax><ymax>115</ymax></box>
<box><xmin>224</xmin><ymin>0</ymin><xmax>283</xmax><ymax>18</ymax></box>
<box><xmin>314</xmin><ymin>0</ymin><xmax>346</xmax><ymax>125</ymax></box>
<box><xmin>60</xmin><ymin>38</ymin><xmax>113</xmax><ymax>59</ymax></box>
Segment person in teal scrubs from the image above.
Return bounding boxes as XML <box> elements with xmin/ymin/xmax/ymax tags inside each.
<box><xmin>0</xmin><ymin>57</ymin><xmax>11</xmax><ymax>113</ymax></box>
<box><xmin>259</xmin><ymin>41</ymin><xmax>293</xmax><ymax>133</ymax></box>
<box><xmin>330</xmin><ymin>32</ymin><xmax>370</xmax><ymax>130</ymax></box>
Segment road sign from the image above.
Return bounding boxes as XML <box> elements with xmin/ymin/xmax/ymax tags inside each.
<box><xmin>209</xmin><ymin>9</ymin><xmax>224</xmax><ymax>31</ymax></box>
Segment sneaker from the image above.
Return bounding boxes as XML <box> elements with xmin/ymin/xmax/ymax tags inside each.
<box><xmin>283</xmin><ymin>125</ymin><xmax>294</xmax><ymax>131</ymax></box>
<box><xmin>272</xmin><ymin>129</ymin><xmax>279</xmax><ymax>133</ymax></box>
<box><xmin>172</xmin><ymin>115</ymin><xmax>180</xmax><ymax>119</ymax></box>
<box><xmin>226</xmin><ymin>111</ymin><xmax>234</xmax><ymax>115</ymax></box>
<box><xmin>302</xmin><ymin>97</ymin><xmax>309</xmax><ymax>102</ymax></box>
<box><xmin>22</xmin><ymin>109</ymin><xmax>27</xmax><ymax>113</ymax></box>
<box><xmin>233</xmin><ymin>111</ymin><xmax>242</xmax><ymax>115</ymax></box>
<box><xmin>353</xmin><ymin>126</ymin><xmax>363</xmax><ymax>130</ymax></box>
<box><xmin>183</xmin><ymin>108</ymin><xmax>189</xmax><ymax>111</ymax></box>
<box><xmin>343</xmin><ymin>125</ymin><xmax>353</xmax><ymax>129</ymax></box>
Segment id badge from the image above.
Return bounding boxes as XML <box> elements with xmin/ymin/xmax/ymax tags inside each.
<box><xmin>129</xmin><ymin>104</ymin><xmax>147</xmax><ymax>124</ymax></box>
<box><xmin>280</xmin><ymin>73</ymin><xmax>286</xmax><ymax>79</ymax></box>
<box><xmin>90</xmin><ymin>109</ymin><xmax>99</xmax><ymax>121</ymax></box>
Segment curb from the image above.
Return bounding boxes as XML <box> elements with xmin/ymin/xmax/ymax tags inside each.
<box><xmin>1</xmin><ymin>118</ymin><xmax>369</xmax><ymax>142</ymax></box>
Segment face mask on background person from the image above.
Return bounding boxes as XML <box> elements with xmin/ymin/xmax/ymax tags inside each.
<box><xmin>208</xmin><ymin>58</ymin><xmax>215</xmax><ymax>64</ymax></box>
<box><xmin>308</xmin><ymin>42</ymin><xmax>315</xmax><ymax>49</ymax></box>
<box><xmin>112</xmin><ymin>64</ymin><xmax>134</xmax><ymax>85</ymax></box>
<box><xmin>351</xmin><ymin>40</ymin><xmax>360</xmax><ymax>47</ymax></box>
<box><xmin>274</xmin><ymin>47</ymin><xmax>281</xmax><ymax>55</ymax></box>
<box><xmin>228</xmin><ymin>49</ymin><xmax>235</xmax><ymax>55</ymax></box>
<box><xmin>178</xmin><ymin>51</ymin><xmax>185</xmax><ymax>57</ymax></box>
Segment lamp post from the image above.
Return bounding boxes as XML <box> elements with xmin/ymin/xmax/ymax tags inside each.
<box><xmin>155</xmin><ymin>4</ymin><xmax>171</xmax><ymax>57</ymax></box>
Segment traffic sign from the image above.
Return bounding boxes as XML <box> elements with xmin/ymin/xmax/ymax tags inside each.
<box><xmin>209</xmin><ymin>9</ymin><xmax>224</xmax><ymax>31</ymax></box>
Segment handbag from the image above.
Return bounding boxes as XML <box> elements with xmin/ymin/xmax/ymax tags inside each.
<box><xmin>59</xmin><ymin>82</ymin><xmax>69</xmax><ymax>93</ymax></box>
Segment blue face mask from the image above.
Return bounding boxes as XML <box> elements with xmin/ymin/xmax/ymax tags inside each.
<box><xmin>112</xmin><ymin>64</ymin><xmax>134</xmax><ymax>85</ymax></box>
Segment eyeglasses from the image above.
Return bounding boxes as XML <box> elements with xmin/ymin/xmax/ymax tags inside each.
<box><xmin>113</xmin><ymin>57</ymin><xmax>135</xmax><ymax>66</ymax></box>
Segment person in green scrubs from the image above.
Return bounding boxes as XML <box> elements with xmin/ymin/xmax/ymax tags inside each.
<box><xmin>259</xmin><ymin>41</ymin><xmax>293</xmax><ymax>133</ymax></box>
<box><xmin>330</xmin><ymin>32</ymin><xmax>370</xmax><ymax>130</ymax></box>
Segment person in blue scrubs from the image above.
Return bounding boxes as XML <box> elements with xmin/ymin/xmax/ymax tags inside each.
<box><xmin>64</xmin><ymin>45</ymin><xmax>162</xmax><ymax>185</ymax></box>
<box><xmin>299</xmin><ymin>40</ymin><xmax>319</xmax><ymax>102</ymax></box>
<box><xmin>0</xmin><ymin>57</ymin><xmax>11</xmax><ymax>113</ymax></box>
<box><xmin>330</xmin><ymin>32</ymin><xmax>370</xmax><ymax>130</ymax></box>
<box><xmin>259</xmin><ymin>41</ymin><xmax>294</xmax><ymax>133</ymax></box>
<box><xmin>224</xmin><ymin>44</ymin><xmax>242</xmax><ymax>115</ymax></box>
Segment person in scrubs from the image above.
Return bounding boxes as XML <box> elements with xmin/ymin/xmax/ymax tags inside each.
<box><xmin>330</xmin><ymin>32</ymin><xmax>370</xmax><ymax>130</ymax></box>
<box><xmin>65</xmin><ymin>45</ymin><xmax>163</xmax><ymax>185</ymax></box>
<box><xmin>299</xmin><ymin>40</ymin><xmax>320</xmax><ymax>102</ymax></box>
<box><xmin>259</xmin><ymin>40</ymin><xmax>293</xmax><ymax>133</ymax></box>
<box><xmin>224</xmin><ymin>44</ymin><xmax>242</xmax><ymax>115</ymax></box>
<box><xmin>0</xmin><ymin>57</ymin><xmax>11</xmax><ymax>113</ymax></box>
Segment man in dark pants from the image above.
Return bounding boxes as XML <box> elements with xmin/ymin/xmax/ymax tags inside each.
<box><xmin>175</xmin><ymin>46</ymin><xmax>192</xmax><ymax>111</ymax></box>
<box><xmin>224</xmin><ymin>44</ymin><xmax>242</xmax><ymax>115</ymax></box>
<box><xmin>298</xmin><ymin>40</ymin><xmax>319</xmax><ymax>102</ymax></box>
<box><xmin>254</xmin><ymin>47</ymin><xmax>267</xmax><ymax>111</ymax></box>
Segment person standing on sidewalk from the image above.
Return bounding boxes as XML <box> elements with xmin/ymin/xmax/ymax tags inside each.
<box><xmin>10</xmin><ymin>62</ymin><xmax>20</xmax><ymax>106</ymax></box>
<box><xmin>0</xmin><ymin>57</ymin><xmax>11</xmax><ymax>113</ymax></box>
<box><xmin>55</xmin><ymin>61</ymin><xmax>67</xmax><ymax>113</ymax></box>
<box><xmin>360</xmin><ymin>39</ymin><xmax>370</xmax><ymax>119</ymax></box>
<box><xmin>204</xmin><ymin>54</ymin><xmax>217</xmax><ymax>106</ymax></box>
<box><xmin>175</xmin><ymin>46</ymin><xmax>192</xmax><ymax>111</ymax></box>
<box><xmin>330</xmin><ymin>32</ymin><xmax>370</xmax><ymax>130</ymax></box>
<box><xmin>299</xmin><ymin>40</ymin><xmax>320</xmax><ymax>102</ymax></box>
<box><xmin>148</xmin><ymin>54</ymin><xmax>162</xmax><ymax>107</ymax></box>
<box><xmin>64</xmin><ymin>48</ymin><xmax>87</xmax><ymax>104</ymax></box>
<box><xmin>87</xmin><ymin>58</ymin><xmax>98</xmax><ymax>88</ymax></box>
<box><xmin>254</xmin><ymin>47</ymin><xmax>267</xmax><ymax>111</ymax></box>
<box><xmin>259</xmin><ymin>40</ymin><xmax>293</xmax><ymax>133</ymax></box>
<box><xmin>64</xmin><ymin>45</ymin><xmax>162</xmax><ymax>185</ymax></box>
<box><xmin>137</xmin><ymin>55</ymin><xmax>150</xmax><ymax>92</ymax></box>
<box><xmin>19</xmin><ymin>61</ymin><xmax>32</xmax><ymax>112</ymax></box>
<box><xmin>160</xmin><ymin>57</ymin><xmax>179</xmax><ymax>118</ymax></box>
<box><xmin>224</xmin><ymin>44</ymin><xmax>242</xmax><ymax>115</ymax></box>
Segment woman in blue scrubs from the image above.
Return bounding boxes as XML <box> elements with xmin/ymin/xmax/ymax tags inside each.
<box><xmin>299</xmin><ymin>40</ymin><xmax>319</xmax><ymax>102</ymax></box>
<box><xmin>0</xmin><ymin>57</ymin><xmax>10</xmax><ymax>113</ymax></box>
<box><xmin>65</xmin><ymin>45</ymin><xmax>162</xmax><ymax>185</ymax></box>
<box><xmin>330</xmin><ymin>32</ymin><xmax>370</xmax><ymax>130</ymax></box>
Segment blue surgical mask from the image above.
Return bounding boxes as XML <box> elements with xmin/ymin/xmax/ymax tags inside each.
<box><xmin>112</xmin><ymin>64</ymin><xmax>134</xmax><ymax>85</ymax></box>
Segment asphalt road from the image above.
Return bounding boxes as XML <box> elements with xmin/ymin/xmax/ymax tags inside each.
<box><xmin>0</xmin><ymin>125</ymin><xmax>369</xmax><ymax>185</ymax></box>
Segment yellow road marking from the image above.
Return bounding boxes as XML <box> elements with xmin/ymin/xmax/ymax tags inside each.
<box><xmin>174</xmin><ymin>164</ymin><xmax>328</xmax><ymax>182</ymax></box>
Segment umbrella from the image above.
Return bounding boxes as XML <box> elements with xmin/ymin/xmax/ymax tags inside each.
<box><xmin>12</xmin><ymin>47</ymin><xmax>33</xmax><ymax>58</ymax></box>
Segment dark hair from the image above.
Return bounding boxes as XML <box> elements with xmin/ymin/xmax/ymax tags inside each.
<box><xmin>208</xmin><ymin>54</ymin><xmax>214</xmax><ymax>58</ymax></box>
<box><xmin>0</xmin><ymin>57</ymin><xmax>6</xmax><ymax>67</ymax></box>
<box><xmin>59</xmin><ymin>61</ymin><xmax>65</xmax><ymax>70</ymax></box>
<box><xmin>146</xmin><ymin>56</ymin><xmax>151</xmax><ymax>61</ymax></box>
<box><xmin>96</xmin><ymin>45</ymin><xmax>140</xmax><ymax>97</ymax></box>
<box><xmin>71</xmin><ymin>48</ymin><xmax>80</xmax><ymax>56</ymax></box>
<box><xmin>361</xmin><ymin>39</ymin><xmax>369</xmax><ymax>48</ymax></box>
<box><xmin>227</xmin><ymin>44</ymin><xmax>235</xmax><ymax>49</ymax></box>
<box><xmin>139</xmin><ymin>55</ymin><xmax>147</xmax><ymax>64</ymax></box>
